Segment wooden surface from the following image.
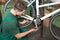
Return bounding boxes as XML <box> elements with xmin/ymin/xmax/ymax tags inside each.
<box><xmin>43</xmin><ymin>9</ymin><xmax>50</xmax><ymax>27</ymax></box>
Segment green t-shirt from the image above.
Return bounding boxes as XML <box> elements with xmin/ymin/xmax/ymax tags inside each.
<box><xmin>1</xmin><ymin>8</ymin><xmax>28</xmax><ymax>40</ymax></box>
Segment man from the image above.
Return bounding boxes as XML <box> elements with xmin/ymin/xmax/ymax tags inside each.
<box><xmin>1</xmin><ymin>0</ymin><xmax>38</xmax><ymax>40</ymax></box>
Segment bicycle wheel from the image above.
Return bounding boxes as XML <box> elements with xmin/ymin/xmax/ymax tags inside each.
<box><xmin>4</xmin><ymin>0</ymin><xmax>35</xmax><ymax>28</ymax></box>
<box><xmin>50</xmin><ymin>12</ymin><xmax>60</xmax><ymax>40</ymax></box>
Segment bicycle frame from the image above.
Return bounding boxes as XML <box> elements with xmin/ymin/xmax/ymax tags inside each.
<box><xmin>4</xmin><ymin>0</ymin><xmax>60</xmax><ymax>28</ymax></box>
<box><xmin>21</xmin><ymin>0</ymin><xmax>60</xmax><ymax>28</ymax></box>
<box><xmin>21</xmin><ymin>0</ymin><xmax>60</xmax><ymax>21</ymax></box>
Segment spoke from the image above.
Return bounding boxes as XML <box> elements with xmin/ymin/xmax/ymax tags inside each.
<box><xmin>21</xmin><ymin>15</ymin><xmax>34</xmax><ymax>21</ymax></box>
<box><xmin>24</xmin><ymin>14</ymin><xmax>33</xmax><ymax>18</ymax></box>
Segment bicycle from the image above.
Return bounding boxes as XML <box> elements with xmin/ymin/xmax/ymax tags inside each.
<box><xmin>4</xmin><ymin>0</ymin><xmax>60</xmax><ymax>40</ymax></box>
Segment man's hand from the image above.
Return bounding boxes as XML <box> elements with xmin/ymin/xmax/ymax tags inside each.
<box><xmin>15</xmin><ymin>27</ymin><xmax>38</xmax><ymax>39</ymax></box>
<box><xmin>29</xmin><ymin>27</ymin><xmax>39</xmax><ymax>33</ymax></box>
<box><xmin>19</xmin><ymin>19</ymin><xmax>29</xmax><ymax>24</ymax></box>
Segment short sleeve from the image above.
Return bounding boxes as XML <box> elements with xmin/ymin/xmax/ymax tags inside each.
<box><xmin>2</xmin><ymin>20</ymin><xmax>20</xmax><ymax>36</ymax></box>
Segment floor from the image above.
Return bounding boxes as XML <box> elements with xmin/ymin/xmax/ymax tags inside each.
<box><xmin>27</xmin><ymin>18</ymin><xmax>57</xmax><ymax>40</ymax></box>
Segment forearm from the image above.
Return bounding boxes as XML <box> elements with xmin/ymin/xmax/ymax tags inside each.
<box><xmin>19</xmin><ymin>20</ymin><xmax>29</xmax><ymax>24</ymax></box>
<box><xmin>15</xmin><ymin>30</ymin><xmax>31</xmax><ymax>39</ymax></box>
<box><xmin>19</xmin><ymin>22</ymin><xmax>25</xmax><ymax>24</ymax></box>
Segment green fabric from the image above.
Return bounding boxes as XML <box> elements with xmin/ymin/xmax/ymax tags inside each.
<box><xmin>1</xmin><ymin>8</ymin><xmax>28</xmax><ymax>40</ymax></box>
<box><xmin>53</xmin><ymin>16</ymin><xmax>60</xmax><ymax>28</ymax></box>
<box><xmin>0</xmin><ymin>24</ymin><xmax>2</xmax><ymax>33</ymax></box>
<box><xmin>18</xmin><ymin>28</ymin><xmax>28</xmax><ymax>40</ymax></box>
<box><xmin>2</xmin><ymin>8</ymin><xmax>20</xmax><ymax>35</ymax></box>
<box><xmin>0</xmin><ymin>10</ymin><xmax>2</xmax><ymax>24</ymax></box>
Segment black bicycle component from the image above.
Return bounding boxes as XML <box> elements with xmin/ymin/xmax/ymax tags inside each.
<box><xmin>36</xmin><ymin>17</ymin><xmax>41</xmax><ymax>25</ymax></box>
<box><xmin>33</xmin><ymin>17</ymin><xmax>41</xmax><ymax>28</ymax></box>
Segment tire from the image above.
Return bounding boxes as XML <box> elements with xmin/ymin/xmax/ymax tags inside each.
<box><xmin>50</xmin><ymin>12</ymin><xmax>60</xmax><ymax>40</ymax></box>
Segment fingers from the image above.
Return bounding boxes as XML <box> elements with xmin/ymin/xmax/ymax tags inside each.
<box><xmin>30</xmin><ymin>27</ymin><xmax>39</xmax><ymax>33</ymax></box>
<box><xmin>32</xmin><ymin>27</ymin><xmax>39</xmax><ymax>32</ymax></box>
<box><xmin>34</xmin><ymin>27</ymin><xmax>38</xmax><ymax>29</ymax></box>
<box><xmin>33</xmin><ymin>28</ymin><xmax>38</xmax><ymax>32</ymax></box>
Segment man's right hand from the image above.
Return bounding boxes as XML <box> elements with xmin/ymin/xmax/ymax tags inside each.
<box><xmin>29</xmin><ymin>27</ymin><xmax>39</xmax><ymax>33</ymax></box>
<box><xmin>15</xmin><ymin>27</ymin><xmax>38</xmax><ymax>39</ymax></box>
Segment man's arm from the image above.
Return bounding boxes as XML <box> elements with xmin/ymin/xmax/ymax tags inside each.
<box><xmin>15</xmin><ymin>28</ymin><xmax>38</xmax><ymax>39</ymax></box>
<box><xmin>2</xmin><ymin>20</ymin><xmax>38</xmax><ymax>39</ymax></box>
<box><xmin>19</xmin><ymin>19</ymin><xmax>29</xmax><ymax>24</ymax></box>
